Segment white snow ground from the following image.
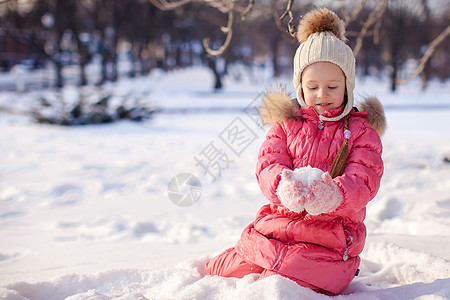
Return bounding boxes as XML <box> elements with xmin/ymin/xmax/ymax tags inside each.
<box><xmin>0</xmin><ymin>66</ymin><xmax>449</xmax><ymax>299</ymax></box>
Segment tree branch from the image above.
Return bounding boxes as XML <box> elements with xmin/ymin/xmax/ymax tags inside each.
<box><xmin>396</xmin><ymin>24</ymin><xmax>450</xmax><ymax>85</ymax></box>
<box><xmin>353</xmin><ymin>0</ymin><xmax>387</xmax><ymax>58</ymax></box>
<box><xmin>241</xmin><ymin>0</ymin><xmax>254</xmax><ymax>20</ymax></box>
<box><xmin>373</xmin><ymin>17</ymin><xmax>382</xmax><ymax>45</ymax></box>
<box><xmin>343</xmin><ymin>0</ymin><xmax>366</xmax><ymax>26</ymax></box>
<box><xmin>271</xmin><ymin>3</ymin><xmax>296</xmax><ymax>43</ymax></box>
<box><xmin>149</xmin><ymin>0</ymin><xmax>242</xmax><ymax>56</ymax></box>
<box><xmin>148</xmin><ymin>0</ymin><xmax>194</xmax><ymax>11</ymax></box>
<box><xmin>202</xmin><ymin>1</ymin><xmax>234</xmax><ymax>56</ymax></box>
<box><xmin>278</xmin><ymin>0</ymin><xmax>296</xmax><ymax>37</ymax></box>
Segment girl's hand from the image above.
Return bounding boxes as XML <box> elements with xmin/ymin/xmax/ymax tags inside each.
<box><xmin>304</xmin><ymin>172</ymin><xmax>342</xmax><ymax>215</ymax></box>
<box><xmin>276</xmin><ymin>169</ymin><xmax>309</xmax><ymax>213</ymax></box>
<box><xmin>281</xmin><ymin>168</ymin><xmax>294</xmax><ymax>180</ymax></box>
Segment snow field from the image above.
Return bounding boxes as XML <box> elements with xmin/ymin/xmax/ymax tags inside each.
<box><xmin>0</xmin><ymin>67</ymin><xmax>449</xmax><ymax>299</ymax></box>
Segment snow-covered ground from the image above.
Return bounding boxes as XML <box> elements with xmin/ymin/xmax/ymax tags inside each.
<box><xmin>0</xmin><ymin>66</ymin><xmax>449</xmax><ymax>299</ymax></box>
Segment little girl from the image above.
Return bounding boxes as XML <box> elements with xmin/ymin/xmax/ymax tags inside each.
<box><xmin>206</xmin><ymin>7</ymin><xmax>386</xmax><ymax>295</ymax></box>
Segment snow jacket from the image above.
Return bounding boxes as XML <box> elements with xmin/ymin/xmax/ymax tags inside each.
<box><xmin>235</xmin><ymin>90</ymin><xmax>386</xmax><ymax>295</ymax></box>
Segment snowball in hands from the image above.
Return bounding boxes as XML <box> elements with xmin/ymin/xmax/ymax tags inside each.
<box><xmin>276</xmin><ymin>168</ymin><xmax>308</xmax><ymax>213</ymax></box>
<box><xmin>276</xmin><ymin>166</ymin><xmax>343</xmax><ymax>215</ymax></box>
<box><xmin>306</xmin><ymin>170</ymin><xmax>343</xmax><ymax>215</ymax></box>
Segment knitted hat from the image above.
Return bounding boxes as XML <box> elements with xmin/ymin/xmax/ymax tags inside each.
<box><xmin>293</xmin><ymin>8</ymin><xmax>355</xmax><ymax>122</ymax></box>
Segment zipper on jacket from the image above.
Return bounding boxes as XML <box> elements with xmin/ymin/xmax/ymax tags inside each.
<box><xmin>343</xmin><ymin>235</ymin><xmax>353</xmax><ymax>261</ymax></box>
<box><xmin>318</xmin><ymin>120</ymin><xmax>324</xmax><ymax>129</ymax></box>
<box><xmin>318</xmin><ymin>115</ymin><xmax>324</xmax><ymax>129</ymax></box>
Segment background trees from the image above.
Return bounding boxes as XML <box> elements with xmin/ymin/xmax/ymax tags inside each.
<box><xmin>0</xmin><ymin>0</ymin><xmax>448</xmax><ymax>91</ymax></box>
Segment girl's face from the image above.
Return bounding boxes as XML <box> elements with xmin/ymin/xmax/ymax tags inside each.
<box><xmin>301</xmin><ymin>62</ymin><xmax>346</xmax><ymax>115</ymax></box>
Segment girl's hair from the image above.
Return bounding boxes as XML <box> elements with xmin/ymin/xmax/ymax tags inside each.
<box><xmin>329</xmin><ymin>115</ymin><xmax>350</xmax><ymax>178</ymax></box>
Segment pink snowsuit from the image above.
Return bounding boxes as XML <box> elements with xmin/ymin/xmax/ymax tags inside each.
<box><xmin>206</xmin><ymin>98</ymin><xmax>384</xmax><ymax>295</ymax></box>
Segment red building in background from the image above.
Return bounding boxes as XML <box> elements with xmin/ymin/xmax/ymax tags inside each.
<box><xmin>0</xmin><ymin>29</ymin><xmax>46</xmax><ymax>71</ymax></box>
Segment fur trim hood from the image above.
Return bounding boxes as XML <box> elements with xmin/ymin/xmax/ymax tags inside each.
<box><xmin>259</xmin><ymin>89</ymin><xmax>387</xmax><ymax>136</ymax></box>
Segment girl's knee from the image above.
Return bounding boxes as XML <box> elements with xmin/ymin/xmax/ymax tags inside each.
<box><xmin>206</xmin><ymin>247</ymin><xmax>263</xmax><ymax>278</ymax></box>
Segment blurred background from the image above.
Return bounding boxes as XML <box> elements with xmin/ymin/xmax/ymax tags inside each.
<box><xmin>0</xmin><ymin>0</ymin><xmax>448</xmax><ymax>93</ymax></box>
<box><xmin>1</xmin><ymin>1</ymin><xmax>450</xmax><ymax>297</ymax></box>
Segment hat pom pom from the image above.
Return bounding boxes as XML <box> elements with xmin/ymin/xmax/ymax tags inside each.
<box><xmin>297</xmin><ymin>7</ymin><xmax>347</xmax><ymax>43</ymax></box>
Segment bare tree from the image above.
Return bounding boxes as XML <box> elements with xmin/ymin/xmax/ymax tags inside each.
<box><xmin>66</xmin><ymin>0</ymin><xmax>93</xmax><ymax>86</ymax></box>
<box><xmin>381</xmin><ymin>0</ymin><xmax>438</xmax><ymax>91</ymax></box>
<box><xmin>2</xmin><ymin>0</ymin><xmax>448</xmax><ymax>90</ymax></box>
<box><xmin>392</xmin><ymin>0</ymin><xmax>450</xmax><ymax>89</ymax></box>
<box><xmin>1</xmin><ymin>0</ymin><xmax>96</xmax><ymax>87</ymax></box>
<box><xmin>148</xmin><ymin>0</ymin><xmax>260</xmax><ymax>57</ymax></box>
<box><xmin>396</xmin><ymin>23</ymin><xmax>450</xmax><ymax>86</ymax></box>
<box><xmin>351</xmin><ymin>0</ymin><xmax>388</xmax><ymax>58</ymax></box>
<box><xmin>1</xmin><ymin>0</ymin><xmax>67</xmax><ymax>87</ymax></box>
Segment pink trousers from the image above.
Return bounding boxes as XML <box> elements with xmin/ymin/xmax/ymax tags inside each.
<box><xmin>206</xmin><ymin>247</ymin><xmax>324</xmax><ymax>293</ymax></box>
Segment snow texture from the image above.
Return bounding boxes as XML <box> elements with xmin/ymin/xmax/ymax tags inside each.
<box><xmin>0</xmin><ymin>66</ymin><xmax>449</xmax><ymax>299</ymax></box>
